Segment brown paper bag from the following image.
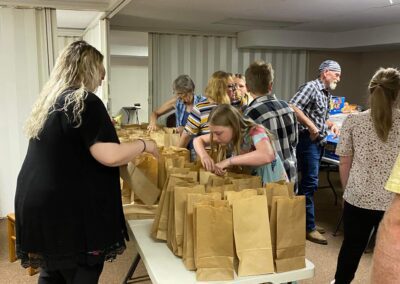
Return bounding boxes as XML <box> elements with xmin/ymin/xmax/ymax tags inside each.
<box><xmin>120</xmin><ymin>179</ymin><xmax>131</xmax><ymax>204</ymax></box>
<box><xmin>229</xmin><ymin>175</ymin><xmax>262</xmax><ymax>190</ymax></box>
<box><xmin>165</xmin><ymin>156</ymin><xmax>186</xmax><ymax>169</ymax></box>
<box><xmin>195</xmin><ymin>203</ymin><xmax>234</xmax><ymax>281</ymax></box>
<box><xmin>232</xmin><ymin>195</ymin><xmax>274</xmax><ymax>276</ymax></box>
<box><xmin>271</xmin><ymin>196</ymin><xmax>306</xmax><ymax>273</ymax></box>
<box><xmin>157</xmin><ymin>174</ymin><xmax>195</xmax><ymax>240</ymax></box>
<box><xmin>207</xmin><ymin>175</ymin><xmax>231</xmax><ymax>187</ymax></box>
<box><xmin>158</xmin><ymin>147</ymin><xmax>190</xmax><ymax>188</ymax></box>
<box><xmin>265</xmin><ymin>182</ymin><xmax>293</xmax><ymax>217</ymax></box>
<box><xmin>167</xmin><ymin>180</ymin><xmax>198</xmax><ymax>253</ymax></box>
<box><xmin>119</xmin><ymin>154</ymin><xmax>160</xmax><ymax>205</ymax></box>
<box><xmin>224</xmin><ymin>189</ymin><xmax>258</xmax><ymax>206</ymax></box>
<box><xmin>266</xmin><ymin>181</ymin><xmax>295</xmax><ymax>196</ymax></box>
<box><xmin>151</xmin><ymin>174</ymin><xmax>170</xmax><ymax>239</ymax></box>
<box><xmin>199</xmin><ymin>169</ymin><xmax>217</xmax><ymax>185</ymax></box>
<box><xmin>183</xmin><ymin>193</ymin><xmax>221</xmax><ymax>270</ymax></box>
<box><xmin>123</xmin><ymin>203</ymin><xmax>157</xmax><ymax>220</ymax></box>
<box><xmin>206</xmin><ymin>183</ymin><xmax>238</xmax><ymax>195</ymax></box>
<box><xmin>173</xmin><ymin>185</ymin><xmax>205</xmax><ymax>256</ymax></box>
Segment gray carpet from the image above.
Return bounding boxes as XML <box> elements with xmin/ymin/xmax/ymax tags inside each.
<box><xmin>0</xmin><ymin>172</ymin><xmax>372</xmax><ymax>283</ymax></box>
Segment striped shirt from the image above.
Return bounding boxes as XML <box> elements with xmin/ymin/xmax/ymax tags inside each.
<box><xmin>244</xmin><ymin>94</ymin><xmax>298</xmax><ymax>185</ymax></box>
<box><xmin>289</xmin><ymin>78</ymin><xmax>331</xmax><ymax>137</ymax></box>
<box><xmin>184</xmin><ymin>100</ymin><xmax>218</xmax><ymax>136</ymax></box>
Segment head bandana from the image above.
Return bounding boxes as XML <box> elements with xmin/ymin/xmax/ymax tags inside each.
<box><xmin>319</xmin><ymin>60</ymin><xmax>341</xmax><ymax>73</ymax></box>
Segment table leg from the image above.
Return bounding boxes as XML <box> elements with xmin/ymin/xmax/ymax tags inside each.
<box><xmin>333</xmin><ymin>212</ymin><xmax>343</xmax><ymax>236</ymax></box>
<box><xmin>326</xmin><ymin>169</ymin><xmax>338</xmax><ymax>205</ymax></box>
<box><xmin>122</xmin><ymin>253</ymin><xmax>141</xmax><ymax>284</ymax></box>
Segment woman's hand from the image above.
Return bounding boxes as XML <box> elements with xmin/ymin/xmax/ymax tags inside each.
<box><xmin>200</xmin><ymin>154</ymin><xmax>215</xmax><ymax>172</ymax></box>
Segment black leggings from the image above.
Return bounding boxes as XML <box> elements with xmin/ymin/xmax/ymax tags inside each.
<box><xmin>38</xmin><ymin>262</ymin><xmax>104</xmax><ymax>284</ymax></box>
<box><xmin>334</xmin><ymin>201</ymin><xmax>384</xmax><ymax>284</ymax></box>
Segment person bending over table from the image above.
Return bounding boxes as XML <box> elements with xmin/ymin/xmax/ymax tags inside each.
<box><xmin>193</xmin><ymin>104</ymin><xmax>288</xmax><ymax>185</ymax></box>
<box><xmin>178</xmin><ymin>71</ymin><xmax>233</xmax><ymax>151</ymax></box>
<box><xmin>147</xmin><ymin>75</ymin><xmax>206</xmax><ymax>134</ymax></box>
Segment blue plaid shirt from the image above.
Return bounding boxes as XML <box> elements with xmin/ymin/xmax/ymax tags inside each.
<box><xmin>175</xmin><ymin>94</ymin><xmax>206</xmax><ymax>127</ymax></box>
<box><xmin>289</xmin><ymin>79</ymin><xmax>331</xmax><ymax>137</ymax></box>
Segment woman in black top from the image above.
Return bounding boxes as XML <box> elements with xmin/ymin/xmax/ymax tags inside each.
<box><xmin>15</xmin><ymin>40</ymin><xmax>158</xmax><ymax>283</ymax></box>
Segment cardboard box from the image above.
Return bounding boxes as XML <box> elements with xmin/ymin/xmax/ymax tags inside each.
<box><xmin>329</xmin><ymin>96</ymin><xmax>345</xmax><ymax>114</ymax></box>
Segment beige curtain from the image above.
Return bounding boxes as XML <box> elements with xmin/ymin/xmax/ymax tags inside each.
<box><xmin>0</xmin><ymin>7</ymin><xmax>57</xmax><ymax>216</ymax></box>
<box><xmin>149</xmin><ymin>33</ymin><xmax>308</xmax><ymax>111</ymax></box>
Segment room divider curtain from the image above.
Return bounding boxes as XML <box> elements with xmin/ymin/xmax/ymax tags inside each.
<box><xmin>148</xmin><ymin>33</ymin><xmax>308</xmax><ymax>111</ymax></box>
<box><xmin>0</xmin><ymin>7</ymin><xmax>57</xmax><ymax>216</ymax></box>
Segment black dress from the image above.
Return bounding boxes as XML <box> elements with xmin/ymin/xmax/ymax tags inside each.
<box><xmin>15</xmin><ymin>91</ymin><xmax>128</xmax><ymax>270</ymax></box>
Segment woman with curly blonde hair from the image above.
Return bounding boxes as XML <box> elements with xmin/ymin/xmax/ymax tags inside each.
<box><xmin>15</xmin><ymin>40</ymin><xmax>158</xmax><ymax>283</ymax></box>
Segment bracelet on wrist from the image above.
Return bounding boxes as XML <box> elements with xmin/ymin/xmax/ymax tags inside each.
<box><xmin>138</xmin><ymin>139</ymin><xmax>146</xmax><ymax>153</ymax></box>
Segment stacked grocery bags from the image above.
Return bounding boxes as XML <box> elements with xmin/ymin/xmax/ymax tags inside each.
<box><xmin>117</xmin><ymin>124</ymin><xmax>306</xmax><ymax>280</ymax></box>
<box><xmin>150</xmin><ymin>154</ymin><xmax>306</xmax><ymax>280</ymax></box>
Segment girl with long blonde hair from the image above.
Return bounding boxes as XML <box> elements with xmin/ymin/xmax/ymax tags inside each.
<box><xmin>332</xmin><ymin>67</ymin><xmax>400</xmax><ymax>284</ymax></box>
<box><xmin>15</xmin><ymin>41</ymin><xmax>157</xmax><ymax>283</ymax></box>
<box><xmin>193</xmin><ymin>104</ymin><xmax>288</xmax><ymax>184</ymax></box>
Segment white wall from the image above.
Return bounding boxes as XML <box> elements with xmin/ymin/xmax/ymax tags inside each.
<box><xmin>110</xmin><ymin>56</ymin><xmax>149</xmax><ymax>123</ymax></box>
<box><xmin>83</xmin><ymin>18</ymin><xmax>110</xmax><ymax>105</ymax></box>
<box><xmin>109</xmin><ymin>30</ymin><xmax>149</xmax><ymax>122</ymax></box>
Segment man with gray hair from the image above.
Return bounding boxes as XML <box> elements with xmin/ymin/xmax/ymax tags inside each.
<box><xmin>289</xmin><ymin>60</ymin><xmax>341</xmax><ymax>245</ymax></box>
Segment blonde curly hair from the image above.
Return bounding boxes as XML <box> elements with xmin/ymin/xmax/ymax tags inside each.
<box><xmin>25</xmin><ymin>40</ymin><xmax>104</xmax><ymax>139</ymax></box>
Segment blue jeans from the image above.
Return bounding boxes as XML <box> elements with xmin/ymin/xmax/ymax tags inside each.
<box><xmin>296</xmin><ymin>131</ymin><xmax>323</xmax><ymax>232</ymax></box>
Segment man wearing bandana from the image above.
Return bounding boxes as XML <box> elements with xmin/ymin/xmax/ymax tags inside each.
<box><xmin>289</xmin><ymin>60</ymin><xmax>341</xmax><ymax>245</ymax></box>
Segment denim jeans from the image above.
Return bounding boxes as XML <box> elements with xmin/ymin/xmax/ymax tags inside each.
<box><xmin>296</xmin><ymin>131</ymin><xmax>323</xmax><ymax>232</ymax></box>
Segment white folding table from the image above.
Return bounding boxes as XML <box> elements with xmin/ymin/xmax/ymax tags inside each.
<box><xmin>124</xmin><ymin>219</ymin><xmax>315</xmax><ymax>284</ymax></box>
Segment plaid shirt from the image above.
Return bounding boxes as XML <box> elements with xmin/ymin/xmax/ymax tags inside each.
<box><xmin>289</xmin><ymin>79</ymin><xmax>331</xmax><ymax>137</ymax></box>
<box><xmin>244</xmin><ymin>94</ymin><xmax>298</xmax><ymax>184</ymax></box>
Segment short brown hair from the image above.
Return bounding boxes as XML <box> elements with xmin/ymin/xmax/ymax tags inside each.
<box><xmin>245</xmin><ymin>61</ymin><xmax>274</xmax><ymax>94</ymax></box>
